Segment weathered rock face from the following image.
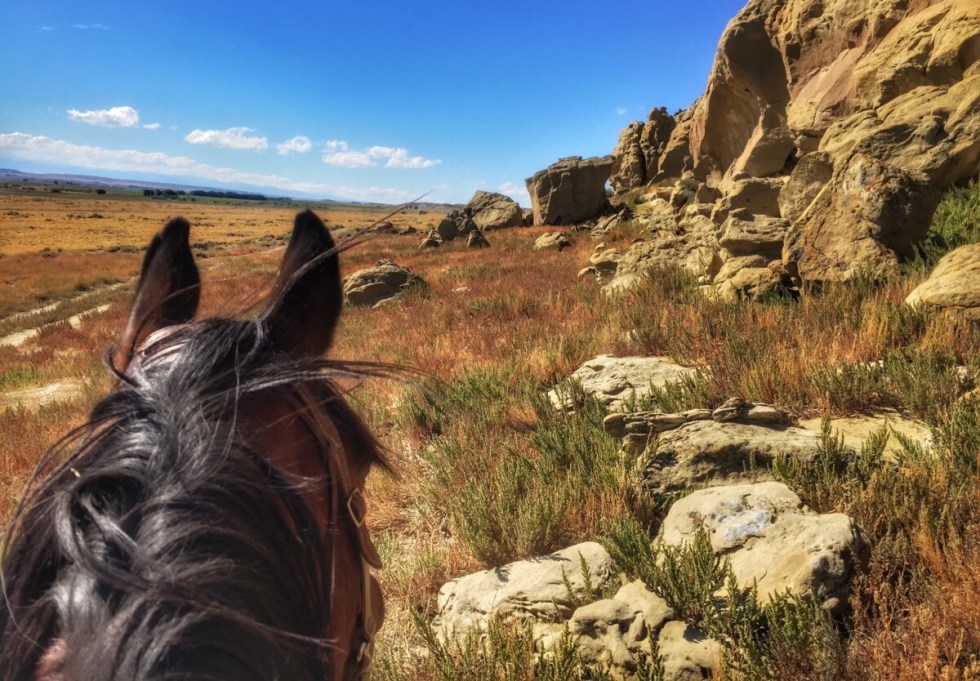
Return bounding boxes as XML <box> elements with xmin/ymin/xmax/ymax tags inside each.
<box><xmin>660</xmin><ymin>481</ymin><xmax>870</xmax><ymax>614</ymax></box>
<box><xmin>342</xmin><ymin>260</ymin><xmax>425</xmax><ymax>307</ymax></box>
<box><xmin>905</xmin><ymin>243</ymin><xmax>980</xmax><ymax>318</ymax></box>
<box><xmin>525</xmin><ymin>156</ymin><xmax>615</xmax><ymax>225</ymax></box>
<box><xmin>464</xmin><ymin>190</ymin><xmax>524</xmax><ymax>231</ymax></box>
<box><xmin>607</xmin><ymin>0</ymin><xmax>980</xmax><ymax>283</ymax></box>
<box><xmin>783</xmin><ymin>153</ymin><xmax>941</xmax><ymax>281</ymax></box>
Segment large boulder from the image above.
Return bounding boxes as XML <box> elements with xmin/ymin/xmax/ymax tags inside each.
<box><xmin>525</xmin><ymin>156</ymin><xmax>615</xmax><ymax>225</ymax></box>
<box><xmin>463</xmin><ymin>190</ymin><xmax>524</xmax><ymax>231</ymax></box>
<box><xmin>905</xmin><ymin>243</ymin><xmax>980</xmax><ymax>319</ymax></box>
<box><xmin>660</xmin><ymin>481</ymin><xmax>870</xmax><ymax>614</ymax></box>
<box><xmin>342</xmin><ymin>259</ymin><xmax>425</xmax><ymax>307</ymax></box>
<box><xmin>783</xmin><ymin>152</ymin><xmax>941</xmax><ymax>281</ymax></box>
<box><xmin>435</xmin><ymin>542</ymin><xmax>616</xmax><ymax>637</ymax></box>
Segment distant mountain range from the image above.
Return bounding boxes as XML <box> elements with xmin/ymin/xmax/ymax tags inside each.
<box><xmin>0</xmin><ymin>168</ymin><xmax>461</xmax><ymax>211</ymax></box>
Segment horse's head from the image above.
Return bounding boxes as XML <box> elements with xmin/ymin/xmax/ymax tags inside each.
<box><xmin>1</xmin><ymin>211</ymin><xmax>386</xmax><ymax>681</ymax></box>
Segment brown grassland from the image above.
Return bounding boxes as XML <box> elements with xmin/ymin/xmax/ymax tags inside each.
<box><xmin>1</xmin><ymin>182</ymin><xmax>978</xmax><ymax>679</ymax></box>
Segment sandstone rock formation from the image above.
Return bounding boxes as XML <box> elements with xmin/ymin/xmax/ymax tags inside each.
<box><xmin>548</xmin><ymin>355</ymin><xmax>701</xmax><ymax>411</ymax></box>
<box><xmin>660</xmin><ymin>481</ymin><xmax>870</xmax><ymax>614</ymax></box>
<box><xmin>610</xmin><ymin>107</ymin><xmax>678</xmax><ymax>192</ymax></box>
<box><xmin>605</xmin><ymin>0</ymin><xmax>980</xmax><ymax>286</ymax></box>
<box><xmin>905</xmin><ymin>243</ymin><xmax>980</xmax><ymax>318</ymax></box>
<box><xmin>342</xmin><ymin>259</ymin><xmax>425</xmax><ymax>307</ymax></box>
<box><xmin>525</xmin><ymin>156</ymin><xmax>615</xmax><ymax>225</ymax></box>
<box><xmin>533</xmin><ymin>231</ymin><xmax>572</xmax><ymax>251</ymax></box>
<box><xmin>434</xmin><ymin>542</ymin><xmax>616</xmax><ymax>637</ymax></box>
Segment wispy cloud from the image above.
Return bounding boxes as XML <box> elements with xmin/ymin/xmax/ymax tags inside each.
<box><xmin>616</xmin><ymin>107</ymin><xmax>627</xmax><ymax>115</ymax></box>
<box><xmin>276</xmin><ymin>135</ymin><xmax>312</xmax><ymax>156</ymax></box>
<box><xmin>0</xmin><ymin>132</ymin><xmax>413</xmax><ymax>202</ymax></box>
<box><xmin>35</xmin><ymin>25</ymin><xmax>54</xmax><ymax>32</ymax></box>
<box><xmin>322</xmin><ymin>140</ymin><xmax>440</xmax><ymax>169</ymax></box>
<box><xmin>498</xmin><ymin>181</ymin><xmax>529</xmax><ymax>201</ymax></box>
<box><xmin>185</xmin><ymin>126</ymin><xmax>268</xmax><ymax>151</ymax></box>
<box><xmin>68</xmin><ymin>105</ymin><xmax>140</xmax><ymax>128</ymax></box>
<box><xmin>142</xmin><ymin>123</ymin><xmax>161</xmax><ymax>130</ymax></box>
<box><xmin>72</xmin><ymin>23</ymin><xmax>109</xmax><ymax>30</ymax></box>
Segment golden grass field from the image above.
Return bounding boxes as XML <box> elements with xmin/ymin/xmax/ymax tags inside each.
<box><xmin>2</xmin><ymin>183</ymin><xmax>978</xmax><ymax>679</ymax></box>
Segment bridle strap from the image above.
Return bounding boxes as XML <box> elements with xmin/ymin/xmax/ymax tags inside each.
<box><xmin>289</xmin><ymin>383</ymin><xmax>381</xmax><ymax>677</ymax></box>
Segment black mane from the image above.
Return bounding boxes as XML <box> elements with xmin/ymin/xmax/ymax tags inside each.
<box><xmin>0</xmin><ymin>316</ymin><xmax>388</xmax><ymax>681</ymax></box>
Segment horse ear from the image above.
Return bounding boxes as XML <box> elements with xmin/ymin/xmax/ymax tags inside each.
<box><xmin>117</xmin><ymin>218</ymin><xmax>200</xmax><ymax>368</ymax></box>
<box><xmin>262</xmin><ymin>209</ymin><xmax>343</xmax><ymax>357</ymax></box>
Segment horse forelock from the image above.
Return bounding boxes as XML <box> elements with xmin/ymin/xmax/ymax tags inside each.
<box><xmin>1</xmin><ymin>317</ymin><xmax>388</xmax><ymax>681</ymax></box>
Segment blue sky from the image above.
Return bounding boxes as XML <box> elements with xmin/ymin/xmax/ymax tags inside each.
<box><xmin>0</xmin><ymin>0</ymin><xmax>746</xmax><ymax>205</ymax></box>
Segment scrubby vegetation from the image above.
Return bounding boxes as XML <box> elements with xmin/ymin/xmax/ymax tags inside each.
<box><xmin>0</xmin><ymin>182</ymin><xmax>978</xmax><ymax>678</ymax></box>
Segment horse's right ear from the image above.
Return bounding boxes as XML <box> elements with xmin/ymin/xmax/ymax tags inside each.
<box><xmin>261</xmin><ymin>210</ymin><xmax>343</xmax><ymax>357</ymax></box>
<box><xmin>116</xmin><ymin>218</ymin><xmax>200</xmax><ymax>370</ymax></box>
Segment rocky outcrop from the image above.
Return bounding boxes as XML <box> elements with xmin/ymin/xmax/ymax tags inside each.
<box><xmin>548</xmin><ymin>355</ymin><xmax>701</xmax><ymax>412</ymax></box>
<box><xmin>526</xmin><ymin>156</ymin><xmax>615</xmax><ymax>225</ymax></box>
<box><xmin>606</xmin><ymin>0</ymin><xmax>980</xmax><ymax>284</ymax></box>
<box><xmin>660</xmin><ymin>481</ymin><xmax>870</xmax><ymax>614</ymax></box>
<box><xmin>342</xmin><ymin>259</ymin><xmax>425</xmax><ymax>307</ymax></box>
<box><xmin>905</xmin><ymin>243</ymin><xmax>980</xmax><ymax>318</ymax></box>
<box><xmin>610</xmin><ymin>107</ymin><xmax>678</xmax><ymax>192</ymax></box>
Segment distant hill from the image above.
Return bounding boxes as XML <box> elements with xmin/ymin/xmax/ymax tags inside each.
<box><xmin>0</xmin><ymin>168</ymin><xmax>461</xmax><ymax>212</ymax></box>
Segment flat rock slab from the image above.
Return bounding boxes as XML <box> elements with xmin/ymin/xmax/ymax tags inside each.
<box><xmin>798</xmin><ymin>413</ymin><xmax>933</xmax><ymax>462</ymax></box>
<box><xmin>633</xmin><ymin>420</ymin><xmax>825</xmax><ymax>498</ymax></box>
<box><xmin>660</xmin><ymin>481</ymin><xmax>869</xmax><ymax>614</ymax></box>
<box><xmin>435</xmin><ymin>542</ymin><xmax>615</xmax><ymax>638</ymax></box>
<box><xmin>0</xmin><ymin>380</ymin><xmax>85</xmax><ymax>411</ymax></box>
<box><xmin>549</xmin><ymin>355</ymin><xmax>700</xmax><ymax>411</ymax></box>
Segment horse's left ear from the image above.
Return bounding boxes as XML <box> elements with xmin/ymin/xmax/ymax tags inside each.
<box><xmin>116</xmin><ymin>218</ymin><xmax>200</xmax><ymax>369</ymax></box>
<box><xmin>261</xmin><ymin>210</ymin><xmax>343</xmax><ymax>357</ymax></box>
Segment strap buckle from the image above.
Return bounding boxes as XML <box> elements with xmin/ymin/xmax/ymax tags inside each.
<box><xmin>347</xmin><ymin>487</ymin><xmax>367</xmax><ymax>528</ymax></box>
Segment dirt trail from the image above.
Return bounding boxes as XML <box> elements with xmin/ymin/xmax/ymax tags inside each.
<box><xmin>0</xmin><ymin>304</ymin><xmax>113</xmax><ymax>348</ymax></box>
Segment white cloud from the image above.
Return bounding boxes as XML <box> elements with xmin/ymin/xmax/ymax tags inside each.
<box><xmin>67</xmin><ymin>105</ymin><xmax>140</xmax><ymax>128</ymax></box>
<box><xmin>276</xmin><ymin>135</ymin><xmax>312</xmax><ymax>156</ymax></box>
<box><xmin>73</xmin><ymin>23</ymin><xmax>108</xmax><ymax>30</ymax></box>
<box><xmin>322</xmin><ymin>141</ymin><xmax>440</xmax><ymax>169</ymax></box>
<box><xmin>36</xmin><ymin>25</ymin><xmax>54</xmax><ymax>32</ymax></box>
<box><xmin>616</xmin><ymin>107</ymin><xmax>627</xmax><ymax>115</ymax></box>
<box><xmin>0</xmin><ymin>131</ymin><xmax>412</xmax><ymax>202</ymax></box>
<box><xmin>323</xmin><ymin>148</ymin><xmax>374</xmax><ymax>168</ymax></box>
<box><xmin>185</xmin><ymin>126</ymin><xmax>268</xmax><ymax>151</ymax></box>
<box><xmin>142</xmin><ymin>123</ymin><xmax>161</xmax><ymax>130</ymax></box>
<box><xmin>498</xmin><ymin>181</ymin><xmax>529</xmax><ymax>201</ymax></box>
